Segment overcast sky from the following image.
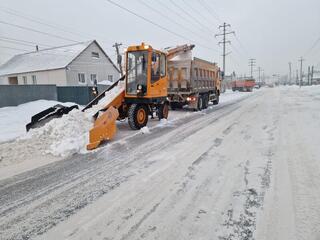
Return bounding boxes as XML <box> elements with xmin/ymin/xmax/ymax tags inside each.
<box><xmin>0</xmin><ymin>0</ymin><xmax>319</xmax><ymax>78</ymax></box>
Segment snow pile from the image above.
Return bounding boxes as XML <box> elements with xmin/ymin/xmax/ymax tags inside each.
<box><xmin>25</xmin><ymin>109</ymin><xmax>92</xmax><ymax>157</ymax></box>
<box><xmin>88</xmin><ymin>81</ymin><xmax>124</xmax><ymax>116</ymax></box>
<box><xmin>0</xmin><ymin>100</ymin><xmax>74</xmax><ymax>143</ymax></box>
<box><xmin>25</xmin><ymin>83</ymin><xmax>125</xmax><ymax>157</ymax></box>
<box><xmin>140</xmin><ymin>126</ymin><xmax>150</xmax><ymax>134</ymax></box>
<box><xmin>0</xmin><ymin>82</ymin><xmax>125</xmax><ymax>159</ymax></box>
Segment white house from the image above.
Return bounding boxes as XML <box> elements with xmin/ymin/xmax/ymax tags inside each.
<box><xmin>0</xmin><ymin>40</ymin><xmax>120</xmax><ymax>86</ymax></box>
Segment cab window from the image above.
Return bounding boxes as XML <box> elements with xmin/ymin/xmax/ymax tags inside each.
<box><xmin>160</xmin><ymin>54</ymin><xmax>166</xmax><ymax>77</ymax></box>
<box><xmin>151</xmin><ymin>52</ymin><xmax>160</xmax><ymax>83</ymax></box>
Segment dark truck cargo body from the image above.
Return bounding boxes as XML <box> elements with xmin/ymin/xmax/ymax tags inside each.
<box><xmin>167</xmin><ymin>57</ymin><xmax>221</xmax><ymax>110</ymax></box>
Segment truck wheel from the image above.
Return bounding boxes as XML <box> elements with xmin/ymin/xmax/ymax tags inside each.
<box><xmin>158</xmin><ymin>102</ymin><xmax>169</xmax><ymax>120</ymax></box>
<box><xmin>128</xmin><ymin>104</ymin><xmax>148</xmax><ymax>130</ymax></box>
<box><xmin>197</xmin><ymin>96</ymin><xmax>203</xmax><ymax>111</ymax></box>
<box><xmin>202</xmin><ymin>94</ymin><xmax>209</xmax><ymax>109</ymax></box>
<box><xmin>212</xmin><ymin>94</ymin><xmax>219</xmax><ymax>105</ymax></box>
<box><xmin>232</xmin><ymin>88</ymin><xmax>236</xmax><ymax>92</ymax></box>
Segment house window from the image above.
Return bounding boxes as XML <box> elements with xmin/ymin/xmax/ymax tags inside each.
<box><xmin>107</xmin><ymin>75</ymin><xmax>113</xmax><ymax>82</ymax></box>
<box><xmin>91</xmin><ymin>52</ymin><xmax>100</xmax><ymax>58</ymax></box>
<box><xmin>23</xmin><ymin>76</ymin><xmax>27</xmax><ymax>84</ymax></box>
<box><xmin>32</xmin><ymin>75</ymin><xmax>37</xmax><ymax>84</ymax></box>
<box><xmin>90</xmin><ymin>74</ymin><xmax>97</xmax><ymax>84</ymax></box>
<box><xmin>78</xmin><ymin>73</ymin><xmax>86</xmax><ymax>84</ymax></box>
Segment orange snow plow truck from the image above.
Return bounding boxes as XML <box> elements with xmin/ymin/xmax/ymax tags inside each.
<box><xmin>26</xmin><ymin>43</ymin><xmax>221</xmax><ymax>151</ymax></box>
<box><xmin>85</xmin><ymin>43</ymin><xmax>169</xmax><ymax>150</ymax></box>
<box><xmin>86</xmin><ymin>43</ymin><xmax>221</xmax><ymax>149</ymax></box>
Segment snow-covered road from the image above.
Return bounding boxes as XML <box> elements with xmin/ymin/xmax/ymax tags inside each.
<box><xmin>0</xmin><ymin>86</ymin><xmax>320</xmax><ymax>240</ymax></box>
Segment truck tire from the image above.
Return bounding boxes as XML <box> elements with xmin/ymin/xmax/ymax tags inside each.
<box><xmin>197</xmin><ymin>96</ymin><xmax>203</xmax><ymax>111</ymax></box>
<box><xmin>202</xmin><ymin>94</ymin><xmax>209</xmax><ymax>109</ymax></box>
<box><xmin>158</xmin><ymin>102</ymin><xmax>169</xmax><ymax>120</ymax></box>
<box><xmin>128</xmin><ymin>104</ymin><xmax>148</xmax><ymax>130</ymax></box>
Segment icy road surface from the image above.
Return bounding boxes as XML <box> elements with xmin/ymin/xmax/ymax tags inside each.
<box><xmin>0</xmin><ymin>86</ymin><xmax>320</xmax><ymax>240</ymax></box>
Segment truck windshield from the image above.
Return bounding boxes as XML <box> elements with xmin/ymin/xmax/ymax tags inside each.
<box><xmin>126</xmin><ymin>51</ymin><xmax>148</xmax><ymax>94</ymax></box>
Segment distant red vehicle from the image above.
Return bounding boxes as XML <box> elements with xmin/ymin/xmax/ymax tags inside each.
<box><xmin>231</xmin><ymin>79</ymin><xmax>255</xmax><ymax>92</ymax></box>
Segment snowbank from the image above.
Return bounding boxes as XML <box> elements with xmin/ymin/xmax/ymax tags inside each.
<box><xmin>0</xmin><ymin>100</ymin><xmax>74</xmax><ymax>143</ymax></box>
<box><xmin>24</xmin><ymin>82</ymin><xmax>125</xmax><ymax>157</ymax></box>
<box><xmin>0</xmin><ymin>82</ymin><xmax>125</xmax><ymax>159</ymax></box>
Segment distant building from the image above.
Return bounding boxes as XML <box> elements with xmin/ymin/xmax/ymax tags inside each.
<box><xmin>0</xmin><ymin>40</ymin><xmax>120</xmax><ymax>86</ymax></box>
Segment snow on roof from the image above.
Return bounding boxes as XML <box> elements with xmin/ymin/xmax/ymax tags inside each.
<box><xmin>0</xmin><ymin>40</ymin><xmax>94</xmax><ymax>76</ymax></box>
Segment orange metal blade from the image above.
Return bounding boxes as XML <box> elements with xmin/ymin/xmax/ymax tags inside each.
<box><xmin>87</xmin><ymin>106</ymin><xmax>119</xmax><ymax>150</ymax></box>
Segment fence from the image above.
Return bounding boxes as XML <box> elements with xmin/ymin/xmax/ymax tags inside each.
<box><xmin>0</xmin><ymin>85</ymin><xmax>57</xmax><ymax>108</ymax></box>
<box><xmin>0</xmin><ymin>84</ymin><xmax>111</xmax><ymax>108</ymax></box>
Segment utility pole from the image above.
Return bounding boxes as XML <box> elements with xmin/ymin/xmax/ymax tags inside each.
<box><xmin>288</xmin><ymin>62</ymin><xmax>292</xmax><ymax>85</ymax></box>
<box><xmin>257</xmin><ymin>66</ymin><xmax>263</xmax><ymax>83</ymax></box>
<box><xmin>248</xmin><ymin>58</ymin><xmax>256</xmax><ymax>78</ymax></box>
<box><xmin>299</xmin><ymin>57</ymin><xmax>304</xmax><ymax>88</ymax></box>
<box><xmin>307</xmin><ymin>66</ymin><xmax>310</xmax><ymax>85</ymax></box>
<box><xmin>296</xmin><ymin>70</ymin><xmax>299</xmax><ymax>85</ymax></box>
<box><xmin>311</xmin><ymin>66</ymin><xmax>314</xmax><ymax>85</ymax></box>
<box><xmin>113</xmin><ymin>42</ymin><xmax>123</xmax><ymax>77</ymax></box>
<box><xmin>215</xmin><ymin>22</ymin><xmax>235</xmax><ymax>80</ymax></box>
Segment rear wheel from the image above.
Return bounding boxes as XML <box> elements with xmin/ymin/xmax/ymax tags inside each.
<box><xmin>197</xmin><ymin>96</ymin><xmax>203</xmax><ymax>111</ymax></box>
<box><xmin>202</xmin><ymin>94</ymin><xmax>209</xmax><ymax>109</ymax></box>
<box><xmin>128</xmin><ymin>104</ymin><xmax>148</xmax><ymax>130</ymax></box>
<box><xmin>212</xmin><ymin>93</ymin><xmax>219</xmax><ymax>105</ymax></box>
<box><xmin>158</xmin><ymin>102</ymin><xmax>169</xmax><ymax>120</ymax></box>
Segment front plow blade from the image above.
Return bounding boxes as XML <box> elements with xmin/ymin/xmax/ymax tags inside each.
<box><xmin>87</xmin><ymin>106</ymin><xmax>119</xmax><ymax>150</ymax></box>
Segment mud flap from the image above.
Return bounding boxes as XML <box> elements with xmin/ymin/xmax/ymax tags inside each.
<box><xmin>87</xmin><ymin>106</ymin><xmax>119</xmax><ymax>150</ymax></box>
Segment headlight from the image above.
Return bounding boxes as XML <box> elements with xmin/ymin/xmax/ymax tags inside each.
<box><xmin>138</xmin><ymin>85</ymin><xmax>142</xmax><ymax>90</ymax></box>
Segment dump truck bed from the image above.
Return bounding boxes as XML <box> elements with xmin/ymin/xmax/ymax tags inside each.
<box><xmin>168</xmin><ymin>57</ymin><xmax>219</xmax><ymax>94</ymax></box>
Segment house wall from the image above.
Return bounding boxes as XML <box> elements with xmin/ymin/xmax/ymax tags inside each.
<box><xmin>66</xmin><ymin>42</ymin><xmax>119</xmax><ymax>86</ymax></box>
<box><xmin>0</xmin><ymin>76</ymin><xmax>8</xmax><ymax>84</ymax></box>
<box><xmin>1</xmin><ymin>69</ymin><xmax>67</xmax><ymax>86</ymax></box>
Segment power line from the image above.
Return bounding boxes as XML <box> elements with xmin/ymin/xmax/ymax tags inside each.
<box><xmin>197</xmin><ymin>0</ymin><xmax>222</xmax><ymax>22</ymax></box>
<box><xmin>137</xmin><ymin>0</ymin><xmax>212</xmax><ymax>44</ymax></box>
<box><xmin>233</xmin><ymin>35</ymin><xmax>250</xmax><ymax>57</ymax></box>
<box><xmin>0</xmin><ymin>45</ymin><xmax>30</xmax><ymax>52</ymax></box>
<box><xmin>0</xmin><ymin>38</ymin><xmax>40</xmax><ymax>48</ymax></box>
<box><xmin>157</xmin><ymin>1</ymin><xmax>204</xmax><ymax>33</ymax></box>
<box><xmin>304</xmin><ymin>37</ymin><xmax>320</xmax><ymax>57</ymax></box>
<box><xmin>0</xmin><ymin>20</ymin><xmax>78</xmax><ymax>43</ymax></box>
<box><xmin>0</xmin><ymin>36</ymin><xmax>54</xmax><ymax>48</ymax></box>
<box><xmin>0</xmin><ymin>7</ymin><xmax>116</xmax><ymax>51</ymax></box>
<box><xmin>104</xmin><ymin>0</ymin><xmax>218</xmax><ymax>52</ymax></box>
<box><xmin>0</xmin><ymin>7</ymin><xmax>116</xmax><ymax>49</ymax></box>
<box><xmin>181</xmin><ymin>0</ymin><xmax>217</xmax><ymax>29</ymax></box>
<box><xmin>0</xmin><ymin>7</ymin><xmax>85</xmax><ymax>39</ymax></box>
<box><xmin>169</xmin><ymin>0</ymin><xmax>213</xmax><ymax>33</ymax></box>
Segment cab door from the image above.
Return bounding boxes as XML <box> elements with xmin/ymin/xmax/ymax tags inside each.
<box><xmin>148</xmin><ymin>52</ymin><xmax>167</xmax><ymax>98</ymax></box>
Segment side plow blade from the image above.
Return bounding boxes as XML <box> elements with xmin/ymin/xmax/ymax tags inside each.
<box><xmin>86</xmin><ymin>106</ymin><xmax>119</xmax><ymax>150</ymax></box>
